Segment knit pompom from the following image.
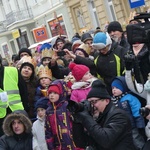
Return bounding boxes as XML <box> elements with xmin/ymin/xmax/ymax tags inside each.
<box><xmin>69</xmin><ymin>62</ymin><xmax>76</xmax><ymax>70</ymax></box>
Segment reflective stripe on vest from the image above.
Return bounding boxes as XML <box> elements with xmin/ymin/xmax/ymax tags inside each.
<box><xmin>94</xmin><ymin>54</ymin><xmax>121</xmax><ymax>79</ymax></box>
<box><xmin>0</xmin><ymin>67</ymin><xmax>24</xmax><ymax>118</ymax></box>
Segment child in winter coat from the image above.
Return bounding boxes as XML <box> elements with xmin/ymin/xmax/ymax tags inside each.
<box><xmin>111</xmin><ymin>76</ymin><xmax>146</xmax><ymax>150</ymax></box>
<box><xmin>69</xmin><ymin>62</ymin><xmax>97</xmax><ymax>102</ymax></box>
<box><xmin>32</xmin><ymin>97</ymin><xmax>48</xmax><ymax>150</ymax></box>
<box><xmin>35</xmin><ymin>65</ymin><xmax>52</xmax><ymax>102</ymax></box>
<box><xmin>45</xmin><ymin>79</ymin><xmax>76</xmax><ymax>150</ymax></box>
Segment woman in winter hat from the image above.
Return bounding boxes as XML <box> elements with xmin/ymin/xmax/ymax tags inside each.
<box><xmin>0</xmin><ymin>110</ymin><xmax>33</xmax><ymax>150</ymax></box>
<box><xmin>69</xmin><ymin>62</ymin><xmax>97</xmax><ymax>102</ymax></box>
<box><xmin>19</xmin><ymin>56</ymin><xmax>37</xmax><ymax>120</ymax></box>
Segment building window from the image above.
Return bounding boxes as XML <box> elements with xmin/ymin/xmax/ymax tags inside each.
<box><xmin>74</xmin><ymin>7</ymin><xmax>86</xmax><ymax>28</ymax></box>
<box><xmin>87</xmin><ymin>0</ymin><xmax>100</xmax><ymax>29</ymax></box>
<box><xmin>48</xmin><ymin>16</ymin><xmax>67</xmax><ymax>37</ymax></box>
<box><xmin>16</xmin><ymin>31</ymin><xmax>29</xmax><ymax>49</ymax></box>
<box><xmin>104</xmin><ymin>0</ymin><xmax>117</xmax><ymax>21</ymax></box>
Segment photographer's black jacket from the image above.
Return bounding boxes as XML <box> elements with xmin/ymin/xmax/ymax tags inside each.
<box><xmin>73</xmin><ymin>102</ymin><xmax>135</xmax><ymax>150</ymax></box>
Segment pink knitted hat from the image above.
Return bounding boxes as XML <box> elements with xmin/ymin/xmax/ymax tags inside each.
<box><xmin>69</xmin><ymin>62</ymin><xmax>89</xmax><ymax>81</ymax></box>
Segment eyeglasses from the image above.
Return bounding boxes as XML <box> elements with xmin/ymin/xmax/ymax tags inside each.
<box><xmin>90</xmin><ymin>99</ymin><xmax>101</xmax><ymax>105</ymax></box>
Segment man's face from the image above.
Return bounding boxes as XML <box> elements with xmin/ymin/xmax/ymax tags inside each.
<box><xmin>98</xmin><ymin>45</ymin><xmax>110</xmax><ymax>55</ymax></box>
<box><xmin>88</xmin><ymin>98</ymin><xmax>109</xmax><ymax>114</ymax></box>
<box><xmin>12</xmin><ymin>119</ymin><xmax>25</xmax><ymax>135</ymax></box>
<box><xmin>109</xmin><ymin>31</ymin><xmax>122</xmax><ymax>42</ymax></box>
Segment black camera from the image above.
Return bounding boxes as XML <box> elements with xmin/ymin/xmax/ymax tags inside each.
<box><xmin>126</xmin><ymin>13</ymin><xmax>150</xmax><ymax>45</ymax></box>
<box><xmin>57</xmin><ymin>51</ymin><xmax>66</xmax><ymax>57</ymax></box>
<box><xmin>139</xmin><ymin>107</ymin><xmax>150</xmax><ymax>117</ymax></box>
<box><xmin>67</xmin><ymin>100</ymin><xmax>91</xmax><ymax>113</ymax></box>
<box><xmin>124</xmin><ymin>52</ymin><xmax>136</xmax><ymax>62</ymax></box>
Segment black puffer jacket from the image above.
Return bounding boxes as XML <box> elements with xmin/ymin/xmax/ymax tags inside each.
<box><xmin>73</xmin><ymin>102</ymin><xmax>135</xmax><ymax>150</ymax></box>
<box><xmin>0</xmin><ymin>111</ymin><xmax>33</xmax><ymax>150</ymax></box>
<box><xmin>94</xmin><ymin>41</ymin><xmax>127</xmax><ymax>94</ymax></box>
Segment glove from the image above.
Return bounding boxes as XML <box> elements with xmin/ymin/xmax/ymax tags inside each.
<box><xmin>124</xmin><ymin>53</ymin><xmax>135</xmax><ymax>70</ymax></box>
<box><xmin>73</xmin><ymin>109</ymin><xmax>91</xmax><ymax>124</ymax></box>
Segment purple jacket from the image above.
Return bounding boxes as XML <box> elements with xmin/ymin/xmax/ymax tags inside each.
<box><xmin>45</xmin><ymin>80</ymin><xmax>76</xmax><ymax>150</ymax></box>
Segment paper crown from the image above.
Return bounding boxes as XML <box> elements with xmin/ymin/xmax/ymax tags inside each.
<box><xmin>36</xmin><ymin>65</ymin><xmax>52</xmax><ymax>80</ymax></box>
<box><xmin>41</xmin><ymin>48</ymin><xmax>54</xmax><ymax>59</ymax></box>
<box><xmin>18</xmin><ymin>56</ymin><xmax>37</xmax><ymax>68</ymax></box>
<box><xmin>78</xmin><ymin>43</ymin><xmax>91</xmax><ymax>55</ymax></box>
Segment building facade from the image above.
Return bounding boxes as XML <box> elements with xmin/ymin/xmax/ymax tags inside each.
<box><xmin>0</xmin><ymin>0</ymin><xmax>150</xmax><ymax>61</ymax></box>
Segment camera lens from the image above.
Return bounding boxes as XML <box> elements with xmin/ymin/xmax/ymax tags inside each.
<box><xmin>139</xmin><ymin>107</ymin><xmax>150</xmax><ymax>117</ymax></box>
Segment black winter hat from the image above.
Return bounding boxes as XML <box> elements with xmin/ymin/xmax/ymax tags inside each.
<box><xmin>18</xmin><ymin>48</ymin><xmax>32</xmax><ymax>59</ymax></box>
<box><xmin>35</xmin><ymin>97</ymin><xmax>49</xmax><ymax>111</ymax></box>
<box><xmin>107</xmin><ymin>21</ymin><xmax>123</xmax><ymax>33</ymax></box>
<box><xmin>20</xmin><ymin>62</ymin><xmax>35</xmax><ymax>80</ymax></box>
<box><xmin>62</xmin><ymin>42</ymin><xmax>72</xmax><ymax>51</ymax></box>
<box><xmin>87</xmin><ymin>80</ymin><xmax>111</xmax><ymax>99</ymax></box>
<box><xmin>81</xmin><ymin>32</ymin><xmax>93</xmax><ymax>43</ymax></box>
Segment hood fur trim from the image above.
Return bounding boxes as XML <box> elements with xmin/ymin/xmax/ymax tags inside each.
<box><xmin>2</xmin><ymin>113</ymin><xmax>32</xmax><ymax>136</ymax></box>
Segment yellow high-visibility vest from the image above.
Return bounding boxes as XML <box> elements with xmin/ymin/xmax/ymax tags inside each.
<box><xmin>94</xmin><ymin>54</ymin><xmax>121</xmax><ymax>79</ymax></box>
<box><xmin>0</xmin><ymin>67</ymin><xmax>24</xmax><ymax>118</ymax></box>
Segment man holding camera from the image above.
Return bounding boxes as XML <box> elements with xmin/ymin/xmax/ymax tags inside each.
<box><xmin>72</xmin><ymin>79</ymin><xmax>135</xmax><ymax>150</ymax></box>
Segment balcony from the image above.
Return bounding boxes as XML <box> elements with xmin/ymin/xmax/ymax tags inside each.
<box><xmin>0</xmin><ymin>20</ymin><xmax>7</xmax><ymax>32</ymax></box>
<box><xmin>6</xmin><ymin>7</ymin><xmax>33</xmax><ymax>26</ymax></box>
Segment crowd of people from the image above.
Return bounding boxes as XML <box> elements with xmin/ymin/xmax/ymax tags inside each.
<box><xmin>0</xmin><ymin>15</ymin><xmax>150</xmax><ymax>150</ymax></box>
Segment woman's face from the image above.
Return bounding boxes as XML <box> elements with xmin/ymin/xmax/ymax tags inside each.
<box><xmin>21</xmin><ymin>66</ymin><xmax>33</xmax><ymax>79</ymax></box>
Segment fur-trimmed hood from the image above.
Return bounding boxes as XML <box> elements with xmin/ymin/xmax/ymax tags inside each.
<box><xmin>2</xmin><ymin>110</ymin><xmax>32</xmax><ymax>136</ymax></box>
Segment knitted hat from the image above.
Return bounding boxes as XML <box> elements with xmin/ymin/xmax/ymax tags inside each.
<box><xmin>92</xmin><ymin>32</ymin><xmax>112</xmax><ymax>50</ymax></box>
<box><xmin>69</xmin><ymin>62</ymin><xmax>89</xmax><ymax>81</ymax></box>
<box><xmin>81</xmin><ymin>32</ymin><xmax>93</xmax><ymax>43</ymax></box>
<box><xmin>35</xmin><ymin>97</ymin><xmax>49</xmax><ymax>111</ymax></box>
<box><xmin>111</xmin><ymin>76</ymin><xmax>129</xmax><ymax>93</ymax></box>
<box><xmin>48</xmin><ymin>85</ymin><xmax>61</xmax><ymax>95</ymax></box>
<box><xmin>107</xmin><ymin>21</ymin><xmax>123</xmax><ymax>33</ymax></box>
<box><xmin>111</xmin><ymin>79</ymin><xmax>124</xmax><ymax>92</ymax></box>
<box><xmin>18</xmin><ymin>48</ymin><xmax>32</xmax><ymax>59</ymax></box>
<box><xmin>87</xmin><ymin>80</ymin><xmax>111</xmax><ymax>99</ymax></box>
<box><xmin>72</xmin><ymin>40</ymin><xmax>83</xmax><ymax>52</ymax></box>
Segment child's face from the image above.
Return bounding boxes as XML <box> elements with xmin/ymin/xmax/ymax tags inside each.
<box><xmin>49</xmin><ymin>92</ymin><xmax>59</xmax><ymax>103</ymax></box>
<box><xmin>37</xmin><ymin>108</ymin><xmax>46</xmax><ymax>118</ymax></box>
<box><xmin>112</xmin><ymin>87</ymin><xmax>122</xmax><ymax>96</ymax></box>
<box><xmin>40</xmin><ymin>77</ymin><xmax>51</xmax><ymax>88</ymax></box>
<box><xmin>82</xmin><ymin>71</ymin><xmax>93</xmax><ymax>82</ymax></box>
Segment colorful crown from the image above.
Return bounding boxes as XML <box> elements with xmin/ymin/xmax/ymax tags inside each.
<box><xmin>36</xmin><ymin>65</ymin><xmax>52</xmax><ymax>80</ymax></box>
<box><xmin>18</xmin><ymin>56</ymin><xmax>37</xmax><ymax>68</ymax></box>
<box><xmin>41</xmin><ymin>48</ymin><xmax>54</xmax><ymax>59</ymax></box>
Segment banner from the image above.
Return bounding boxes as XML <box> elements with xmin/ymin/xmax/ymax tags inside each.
<box><xmin>33</xmin><ymin>26</ymin><xmax>48</xmax><ymax>42</ymax></box>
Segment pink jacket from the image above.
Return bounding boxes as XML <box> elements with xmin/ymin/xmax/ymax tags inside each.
<box><xmin>70</xmin><ymin>87</ymin><xmax>91</xmax><ymax>102</ymax></box>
